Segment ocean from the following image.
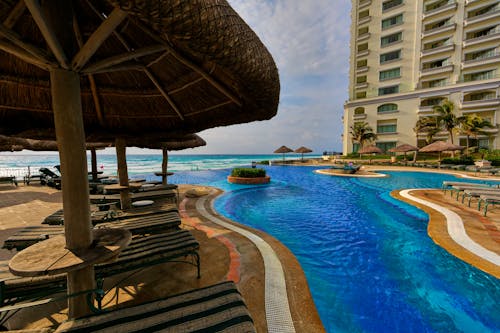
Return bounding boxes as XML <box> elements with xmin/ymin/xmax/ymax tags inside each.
<box><xmin>0</xmin><ymin>153</ymin><xmax>320</xmax><ymax>179</ymax></box>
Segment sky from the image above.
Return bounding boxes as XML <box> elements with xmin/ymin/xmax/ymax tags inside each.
<box><xmin>1</xmin><ymin>1</ymin><xmax>353</xmax><ymax>156</ymax></box>
<box><xmin>184</xmin><ymin>0</ymin><xmax>352</xmax><ymax>155</ymax></box>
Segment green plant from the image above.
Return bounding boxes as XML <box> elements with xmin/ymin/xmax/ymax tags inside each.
<box><xmin>440</xmin><ymin>156</ymin><xmax>474</xmax><ymax>165</ymax></box>
<box><xmin>230</xmin><ymin>168</ymin><xmax>266</xmax><ymax>178</ymax></box>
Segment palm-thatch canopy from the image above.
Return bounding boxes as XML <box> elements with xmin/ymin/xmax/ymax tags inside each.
<box><xmin>127</xmin><ymin>134</ymin><xmax>206</xmax><ymax>151</ymax></box>
<box><xmin>388</xmin><ymin>144</ymin><xmax>418</xmax><ymax>153</ymax></box>
<box><xmin>274</xmin><ymin>145</ymin><xmax>294</xmax><ymax>154</ymax></box>
<box><xmin>0</xmin><ymin>134</ymin><xmax>110</xmax><ymax>151</ymax></box>
<box><xmin>0</xmin><ymin>0</ymin><xmax>279</xmax><ymax>318</ymax></box>
<box><xmin>294</xmin><ymin>146</ymin><xmax>312</xmax><ymax>154</ymax></box>
<box><xmin>0</xmin><ymin>0</ymin><xmax>280</xmax><ymax>140</ymax></box>
<box><xmin>419</xmin><ymin>141</ymin><xmax>465</xmax><ymax>153</ymax></box>
<box><xmin>358</xmin><ymin>145</ymin><xmax>383</xmax><ymax>154</ymax></box>
<box><xmin>0</xmin><ymin>143</ymin><xmax>22</xmax><ymax>152</ymax></box>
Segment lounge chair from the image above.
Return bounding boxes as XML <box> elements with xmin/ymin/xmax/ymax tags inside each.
<box><xmin>478</xmin><ymin>194</ymin><xmax>500</xmax><ymax>216</ymax></box>
<box><xmin>38</xmin><ymin>168</ymin><xmax>61</xmax><ymax>189</ymax></box>
<box><xmin>0</xmin><ymin>176</ymin><xmax>17</xmax><ymax>187</ymax></box>
<box><xmin>54</xmin><ymin>281</ymin><xmax>255</xmax><ymax>333</ymax></box>
<box><xmin>461</xmin><ymin>188</ymin><xmax>500</xmax><ymax>206</ymax></box>
<box><xmin>0</xmin><ymin>230</ymin><xmax>200</xmax><ymax>309</ymax></box>
<box><xmin>3</xmin><ymin>211</ymin><xmax>182</xmax><ymax>251</ymax></box>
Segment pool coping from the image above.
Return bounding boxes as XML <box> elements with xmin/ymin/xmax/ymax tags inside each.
<box><xmin>396</xmin><ymin>189</ymin><xmax>500</xmax><ymax>278</ymax></box>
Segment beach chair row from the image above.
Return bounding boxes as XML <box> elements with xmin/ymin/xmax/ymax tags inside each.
<box><xmin>442</xmin><ymin>181</ymin><xmax>500</xmax><ymax>216</ymax></box>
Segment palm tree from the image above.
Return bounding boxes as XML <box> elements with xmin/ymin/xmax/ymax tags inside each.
<box><xmin>458</xmin><ymin>114</ymin><xmax>494</xmax><ymax>155</ymax></box>
<box><xmin>433</xmin><ymin>99</ymin><xmax>458</xmax><ymax>144</ymax></box>
<box><xmin>350</xmin><ymin>122</ymin><xmax>377</xmax><ymax>156</ymax></box>
<box><xmin>414</xmin><ymin>117</ymin><xmax>440</xmax><ymax>145</ymax></box>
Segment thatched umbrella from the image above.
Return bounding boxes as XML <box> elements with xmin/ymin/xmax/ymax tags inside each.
<box><xmin>294</xmin><ymin>146</ymin><xmax>313</xmax><ymax>161</ymax></box>
<box><xmin>274</xmin><ymin>145</ymin><xmax>294</xmax><ymax>163</ymax></box>
<box><xmin>127</xmin><ymin>134</ymin><xmax>206</xmax><ymax>185</ymax></box>
<box><xmin>388</xmin><ymin>143</ymin><xmax>418</xmax><ymax>161</ymax></box>
<box><xmin>0</xmin><ymin>0</ymin><xmax>279</xmax><ymax>318</ymax></box>
<box><xmin>358</xmin><ymin>145</ymin><xmax>383</xmax><ymax>154</ymax></box>
<box><xmin>419</xmin><ymin>141</ymin><xmax>465</xmax><ymax>162</ymax></box>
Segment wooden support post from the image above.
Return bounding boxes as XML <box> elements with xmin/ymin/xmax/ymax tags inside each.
<box><xmin>50</xmin><ymin>68</ymin><xmax>94</xmax><ymax>319</ymax></box>
<box><xmin>90</xmin><ymin>147</ymin><xmax>98</xmax><ymax>182</ymax></box>
<box><xmin>162</xmin><ymin>147</ymin><xmax>168</xmax><ymax>185</ymax></box>
<box><xmin>115</xmin><ymin>138</ymin><xmax>131</xmax><ymax>209</ymax></box>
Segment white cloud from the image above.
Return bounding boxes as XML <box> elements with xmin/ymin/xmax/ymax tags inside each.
<box><xmin>183</xmin><ymin>0</ymin><xmax>352</xmax><ymax>154</ymax></box>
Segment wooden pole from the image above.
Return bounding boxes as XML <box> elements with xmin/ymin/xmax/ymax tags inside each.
<box><xmin>50</xmin><ymin>68</ymin><xmax>94</xmax><ymax>319</ymax></box>
<box><xmin>91</xmin><ymin>147</ymin><xmax>98</xmax><ymax>182</ymax></box>
<box><xmin>115</xmin><ymin>138</ymin><xmax>131</xmax><ymax>209</ymax></box>
<box><xmin>162</xmin><ymin>147</ymin><xmax>168</xmax><ymax>185</ymax></box>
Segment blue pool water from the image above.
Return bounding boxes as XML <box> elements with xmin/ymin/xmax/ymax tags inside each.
<box><xmin>173</xmin><ymin>166</ymin><xmax>500</xmax><ymax>333</ymax></box>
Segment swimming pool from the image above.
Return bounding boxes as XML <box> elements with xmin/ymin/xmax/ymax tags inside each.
<box><xmin>171</xmin><ymin>167</ymin><xmax>500</xmax><ymax>333</ymax></box>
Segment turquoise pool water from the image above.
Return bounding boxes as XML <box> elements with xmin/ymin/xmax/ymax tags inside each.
<box><xmin>171</xmin><ymin>167</ymin><xmax>500</xmax><ymax>333</ymax></box>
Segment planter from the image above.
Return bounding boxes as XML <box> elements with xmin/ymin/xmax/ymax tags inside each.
<box><xmin>227</xmin><ymin>175</ymin><xmax>271</xmax><ymax>185</ymax></box>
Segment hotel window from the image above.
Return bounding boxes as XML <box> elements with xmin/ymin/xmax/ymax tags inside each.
<box><xmin>378</xmin><ymin>85</ymin><xmax>399</xmax><ymax>96</ymax></box>
<box><xmin>382</xmin><ymin>0</ymin><xmax>403</xmax><ymax>12</ymax></box>
<box><xmin>377</xmin><ymin>104</ymin><xmax>398</xmax><ymax>113</ymax></box>
<box><xmin>354</xmin><ymin>107</ymin><xmax>365</xmax><ymax>115</ymax></box>
<box><xmin>379</xmin><ymin>67</ymin><xmax>400</xmax><ymax>81</ymax></box>
<box><xmin>381</xmin><ymin>32</ymin><xmax>402</xmax><ymax>47</ymax></box>
<box><xmin>380</xmin><ymin>50</ymin><xmax>401</xmax><ymax>64</ymax></box>
<box><xmin>358</xmin><ymin>43</ymin><xmax>368</xmax><ymax>52</ymax></box>
<box><xmin>376</xmin><ymin>142</ymin><xmax>396</xmax><ymax>152</ymax></box>
<box><xmin>420</xmin><ymin>97</ymin><xmax>444</xmax><ymax>107</ymax></box>
<box><xmin>466</xmin><ymin>26</ymin><xmax>500</xmax><ymax>40</ymax></box>
<box><xmin>464</xmin><ymin>48</ymin><xmax>498</xmax><ymax>61</ymax></box>
<box><xmin>467</xmin><ymin>92</ymin><xmax>496</xmax><ymax>101</ymax></box>
<box><xmin>358</xmin><ymin>26</ymin><xmax>369</xmax><ymax>35</ymax></box>
<box><xmin>423</xmin><ymin>38</ymin><xmax>451</xmax><ymax>51</ymax></box>
<box><xmin>425</xmin><ymin>0</ymin><xmax>451</xmax><ymax>12</ymax></box>
<box><xmin>356</xmin><ymin>91</ymin><xmax>367</xmax><ymax>99</ymax></box>
<box><xmin>467</xmin><ymin>4</ymin><xmax>499</xmax><ymax>19</ymax></box>
<box><xmin>424</xmin><ymin>18</ymin><xmax>451</xmax><ymax>32</ymax></box>
<box><xmin>357</xmin><ymin>59</ymin><xmax>368</xmax><ymax>68</ymax></box>
<box><xmin>377</xmin><ymin>121</ymin><xmax>397</xmax><ymax>134</ymax></box>
<box><xmin>352</xmin><ymin>143</ymin><xmax>360</xmax><ymax>153</ymax></box>
<box><xmin>359</xmin><ymin>10</ymin><xmax>369</xmax><ymax>20</ymax></box>
<box><xmin>357</xmin><ymin>76</ymin><xmax>367</xmax><ymax>83</ymax></box>
<box><xmin>382</xmin><ymin>14</ymin><xmax>403</xmax><ymax>30</ymax></box>
<box><xmin>422</xmin><ymin>58</ymin><xmax>450</xmax><ymax>70</ymax></box>
<box><xmin>463</xmin><ymin>70</ymin><xmax>496</xmax><ymax>82</ymax></box>
<box><xmin>427</xmin><ymin>78</ymin><xmax>447</xmax><ymax>87</ymax></box>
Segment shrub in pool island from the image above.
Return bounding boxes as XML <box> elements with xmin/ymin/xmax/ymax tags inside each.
<box><xmin>228</xmin><ymin>168</ymin><xmax>270</xmax><ymax>184</ymax></box>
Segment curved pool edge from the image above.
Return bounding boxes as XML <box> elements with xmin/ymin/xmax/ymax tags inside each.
<box><xmin>393</xmin><ymin>189</ymin><xmax>500</xmax><ymax>278</ymax></box>
<box><xmin>200</xmin><ymin>187</ymin><xmax>326</xmax><ymax>333</ymax></box>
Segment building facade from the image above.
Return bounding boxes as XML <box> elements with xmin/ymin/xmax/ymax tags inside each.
<box><xmin>343</xmin><ymin>0</ymin><xmax>500</xmax><ymax>154</ymax></box>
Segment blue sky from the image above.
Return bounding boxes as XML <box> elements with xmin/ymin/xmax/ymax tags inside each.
<box><xmin>1</xmin><ymin>1</ymin><xmax>352</xmax><ymax>156</ymax></box>
<box><xmin>186</xmin><ymin>0</ymin><xmax>352</xmax><ymax>154</ymax></box>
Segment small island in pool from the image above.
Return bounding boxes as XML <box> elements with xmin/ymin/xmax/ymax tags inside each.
<box><xmin>330</xmin><ymin>164</ymin><xmax>361</xmax><ymax>174</ymax></box>
<box><xmin>227</xmin><ymin>167</ymin><xmax>270</xmax><ymax>184</ymax></box>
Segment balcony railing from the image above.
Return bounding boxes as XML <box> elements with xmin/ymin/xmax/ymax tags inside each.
<box><xmin>422</xmin><ymin>23</ymin><xmax>456</xmax><ymax>38</ymax></box>
<box><xmin>462</xmin><ymin>52</ymin><xmax>500</xmax><ymax>69</ymax></box>
<box><xmin>355</xmin><ymin>82</ymin><xmax>369</xmax><ymax>89</ymax></box>
<box><xmin>358</xmin><ymin>15</ymin><xmax>371</xmax><ymax>25</ymax></box>
<box><xmin>421</xmin><ymin>43</ymin><xmax>455</xmax><ymax>56</ymax></box>
<box><xmin>460</xmin><ymin>97</ymin><xmax>500</xmax><ymax>109</ymax></box>
<box><xmin>353</xmin><ymin>113</ymin><xmax>367</xmax><ymax>120</ymax></box>
<box><xmin>356</xmin><ymin>49</ymin><xmax>370</xmax><ymax>57</ymax></box>
<box><xmin>423</xmin><ymin>1</ymin><xmax>457</xmax><ymax>19</ymax></box>
<box><xmin>356</xmin><ymin>66</ymin><xmax>369</xmax><ymax>74</ymax></box>
<box><xmin>420</xmin><ymin>64</ymin><xmax>454</xmax><ymax>77</ymax></box>
<box><xmin>463</xmin><ymin>30</ymin><xmax>500</xmax><ymax>47</ymax></box>
<box><xmin>359</xmin><ymin>0</ymin><xmax>371</xmax><ymax>9</ymax></box>
<box><xmin>357</xmin><ymin>32</ymin><xmax>371</xmax><ymax>42</ymax></box>
<box><xmin>465</xmin><ymin>8</ymin><xmax>500</xmax><ymax>26</ymax></box>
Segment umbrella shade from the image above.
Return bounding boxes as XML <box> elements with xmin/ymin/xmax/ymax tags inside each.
<box><xmin>294</xmin><ymin>146</ymin><xmax>313</xmax><ymax>154</ymax></box>
<box><xmin>274</xmin><ymin>146</ymin><xmax>294</xmax><ymax>154</ymax></box>
<box><xmin>358</xmin><ymin>145</ymin><xmax>383</xmax><ymax>154</ymax></box>
<box><xmin>388</xmin><ymin>144</ymin><xmax>418</xmax><ymax>153</ymax></box>
<box><xmin>419</xmin><ymin>141</ymin><xmax>465</xmax><ymax>153</ymax></box>
<box><xmin>0</xmin><ymin>0</ymin><xmax>279</xmax><ymax>319</ymax></box>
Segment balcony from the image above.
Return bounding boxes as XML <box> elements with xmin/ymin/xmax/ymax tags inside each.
<box><xmin>420</xmin><ymin>64</ymin><xmax>454</xmax><ymax>77</ymax></box>
<box><xmin>359</xmin><ymin>0</ymin><xmax>371</xmax><ymax>9</ymax></box>
<box><xmin>353</xmin><ymin>113</ymin><xmax>367</xmax><ymax>120</ymax></box>
<box><xmin>463</xmin><ymin>30</ymin><xmax>500</xmax><ymax>47</ymax></box>
<box><xmin>356</xmin><ymin>49</ymin><xmax>370</xmax><ymax>57</ymax></box>
<box><xmin>423</xmin><ymin>2</ymin><xmax>458</xmax><ymax>19</ymax></box>
<box><xmin>465</xmin><ymin>8</ymin><xmax>500</xmax><ymax>26</ymax></box>
<box><xmin>422</xmin><ymin>23</ymin><xmax>456</xmax><ymax>38</ymax></box>
<box><xmin>417</xmin><ymin>105</ymin><xmax>438</xmax><ymax>115</ymax></box>
<box><xmin>357</xmin><ymin>32</ymin><xmax>371</xmax><ymax>42</ymax></box>
<box><xmin>460</xmin><ymin>97</ymin><xmax>500</xmax><ymax>109</ymax></box>
<box><xmin>358</xmin><ymin>15</ymin><xmax>371</xmax><ymax>25</ymax></box>
<box><xmin>355</xmin><ymin>82</ymin><xmax>368</xmax><ymax>89</ymax></box>
<box><xmin>462</xmin><ymin>52</ymin><xmax>500</xmax><ymax>69</ymax></box>
<box><xmin>356</xmin><ymin>66</ymin><xmax>369</xmax><ymax>74</ymax></box>
<box><xmin>421</xmin><ymin>43</ymin><xmax>455</xmax><ymax>56</ymax></box>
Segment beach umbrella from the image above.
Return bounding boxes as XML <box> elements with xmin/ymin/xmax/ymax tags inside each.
<box><xmin>358</xmin><ymin>145</ymin><xmax>383</xmax><ymax>154</ymax></box>
<box><xmin>127</xmin><ymin>134</ymin><xmax>206</xmax><ymax>186</ymax></box>
<box><xmin>388</xmin><ymin>143</ymin><xmax>418</xmax><ymax>161</ymax></box>
<box><xmin>274</xmin><ymin>145</ymin><xmax>294</xmax><ymax>163</ymax></box>
<box><xmin>294</xmin><ymin>146</ymin><xmax>313</xmax><ymax>161</ymax></box>
<box><xmin>0</xmin><ymin>0</ymin><xmax>279</xmax><ymax>318</ymax></box>
<box><xmin>419</xmin><ymin>141</ymin><xmax>465</xmax><ymax>161</ymax></box>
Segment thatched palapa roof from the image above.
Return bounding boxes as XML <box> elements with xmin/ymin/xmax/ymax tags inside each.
<box><xmin>0</xmin><ymin>0</ymin><xmax>280</xmax><ymax>140</ymax></box>
<box><xmin>388</xmin><ymin>144</ymin><xmax>418</xmax><ymax>153</ymax></box>
<box><xmin>274</xmin><ymin>145</ymin><xmax>294</xmax><ymax>154</ymax></box>
<box><xmin>358</xmin><ymin>145</ymin><xmax>383</xmax><ymax>154</ymax></box>
<box><xmin>419</xmin><ymin>141</ymin><xmax>464</xmax><ymax>152</ymax></box>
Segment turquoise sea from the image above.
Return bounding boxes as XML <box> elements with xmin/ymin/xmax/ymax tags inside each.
<box><xmin>0</xmin><ymin>153</ymin><xmax>318</xmax><ymax>178</ymax></box>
